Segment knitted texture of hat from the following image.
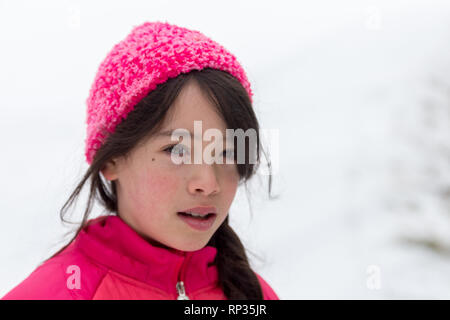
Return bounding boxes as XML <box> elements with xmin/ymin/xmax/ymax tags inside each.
<box><xmin>85</xmin><ymin>21</ymin><xmax>253</xmax><ymax>165</ymax></box>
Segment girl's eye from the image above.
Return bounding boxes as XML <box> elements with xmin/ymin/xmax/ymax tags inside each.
<box><xmin>223</xmin><ymin>149</ymin><xmax>235</xmax><ymax>159</ymax></box>
<box><xmin>164</xmin><ymin>144</ymin><xmax>189</xmax><ymax>157</ymax></box>
<box><xmin>163</xmin><ymin>145</ymin><xmax>235</xmax><ymax>162</ymax></box>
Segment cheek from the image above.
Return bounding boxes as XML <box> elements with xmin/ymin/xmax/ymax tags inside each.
<box><xmin>129</xmin><ymin>167</ymin><xmax>180</xmax><ymax>212</ymax></box>
<box><xmin>226</xmin><ymin>180</ymin><xmax>239</xmax><ymax>200</ymax></box>
<box><xmin>219</xmin><ymin>170</ymin><xmax>239</xmax><ymax>202</ymax></box>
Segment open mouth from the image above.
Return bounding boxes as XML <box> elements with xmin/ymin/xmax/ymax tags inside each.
<box><xmin>177</xmin><ymin>212</ymin><xmax>216</xmax><ymax>220</ymax></box>
<box><xmin>177</xmin><ymin>212</ymin><xmax>217</xmax><ymax>231</ymax></box>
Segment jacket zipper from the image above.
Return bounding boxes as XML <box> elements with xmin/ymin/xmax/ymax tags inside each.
<box><xmin>175</xmin><ymin>252</ymin><xmax>192</xmax><ymax>300</ymax></box>
<box><xmin>176</xmin><ymin>281</ymin><xmax>189</xmax><ymax>300</ymax></box>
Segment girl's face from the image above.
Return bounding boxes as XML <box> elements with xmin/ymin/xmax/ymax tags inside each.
<box><xmin>101</xmin><ymin>80</ymin><xmax>240</xmax><ymax>252</ymax></box>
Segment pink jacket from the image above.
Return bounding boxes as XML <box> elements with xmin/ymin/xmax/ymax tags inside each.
<box><xmin>2</xmin><ymin>215</ymin><xmax>279</xmax><ymax>300</ymax></box>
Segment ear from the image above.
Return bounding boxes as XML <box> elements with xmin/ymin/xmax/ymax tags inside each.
<box><xmin>101</xmin><ymin>158</ymin><xmax>120</xmax><ymax>181</ymax></box>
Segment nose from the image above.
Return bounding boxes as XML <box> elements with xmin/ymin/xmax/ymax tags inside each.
<box><xmin>187</xmin><ymin>163</ymin><xmax>221</xmax><ymax>196</ymax></box>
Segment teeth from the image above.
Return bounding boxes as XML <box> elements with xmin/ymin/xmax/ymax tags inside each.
<box><xmin>185</xmin><ymin>211</ymin><xmax>204</xmax><ymax>218</ymax></box>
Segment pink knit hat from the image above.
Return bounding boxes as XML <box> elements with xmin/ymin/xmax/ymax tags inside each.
<box><xmin>85</xmin><ymin>21</ymin><xmax>253</xmax><ymax>165</ymax></box>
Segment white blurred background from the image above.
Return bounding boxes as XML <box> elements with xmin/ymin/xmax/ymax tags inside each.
<box><xmin>1</xmin><ymin>0</ymin><xmax>450</xmax><ymax>299</ymax></box>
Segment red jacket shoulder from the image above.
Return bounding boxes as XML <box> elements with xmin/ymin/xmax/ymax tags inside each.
<box><xmin>2</xmin><ymin>244</ymin><xmax>106</xmax><ymax>300</ymax></box>
<box><xmin>255</xmin><ymin>272</ymin><xmax>280</xmax><ymax>300</ymax></box>
<box><xmin>2</xmin><ymin>259</ymin><xmax>75</xmax><ymax>300</ymax></box>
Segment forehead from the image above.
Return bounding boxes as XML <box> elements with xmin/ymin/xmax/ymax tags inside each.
<box><xmin>154</xmin><ymin>81</ymin><xmax>228</xmax><ymax>139</ymax></box>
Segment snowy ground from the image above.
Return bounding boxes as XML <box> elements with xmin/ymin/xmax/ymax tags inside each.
<box><xmin>1</xmin><ymin>0</ymin><xmax>450</xmax><ymax>299</ymax></box>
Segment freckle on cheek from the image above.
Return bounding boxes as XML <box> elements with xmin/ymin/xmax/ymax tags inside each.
<box><xmin>152</xmin><ymin>158</ymin><xmax>155</xmax><ymax>161</ymax></box>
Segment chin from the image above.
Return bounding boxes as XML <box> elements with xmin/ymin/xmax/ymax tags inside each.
<box><xmin>172</xmin><ymin>237</ymin><xmax>212</xmax><ymax>252</ymax></box>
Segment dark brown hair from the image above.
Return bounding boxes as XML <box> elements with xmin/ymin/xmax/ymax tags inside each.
<box><xmin>44</xmin><ymin>68</ymin><xmax>277</xmax><ymax>299</ymax></box>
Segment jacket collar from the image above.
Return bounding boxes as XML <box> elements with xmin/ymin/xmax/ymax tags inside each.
<box><xmin>73</xmin><ymin>215</ymin><xmax>219</xmax><ymax>296</ymax></box>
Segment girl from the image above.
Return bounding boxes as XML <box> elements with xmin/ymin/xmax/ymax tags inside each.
<box><xmin>2</xmin><ymin>21</ymin><xmax>279</xmax><ymax>300</ymax></box>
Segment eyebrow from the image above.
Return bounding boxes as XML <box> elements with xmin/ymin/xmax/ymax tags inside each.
<box><xmin>154</xmin><ymin>129</ymin><xmax>194</xmax><ymax>138</ymax></box>
<box><xmin>154</xmin><ymin>128</ymin><xmax>233</xmax><ymax>144</ymax></box>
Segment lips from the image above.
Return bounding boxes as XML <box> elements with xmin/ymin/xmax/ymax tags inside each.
<box><xmin>177</xmin><ymin>206</ymin><xmax>217</xmax><ymax>217</ymax></box>
<box><xmin>177</xmin><ymin>212</ymin><xmax>215</xmax><ymax>219</ymax></box>
<box><xmin>177</xmin><ymin>206</ymin><xmax>218</xmax><ymax>231</ymax></box>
